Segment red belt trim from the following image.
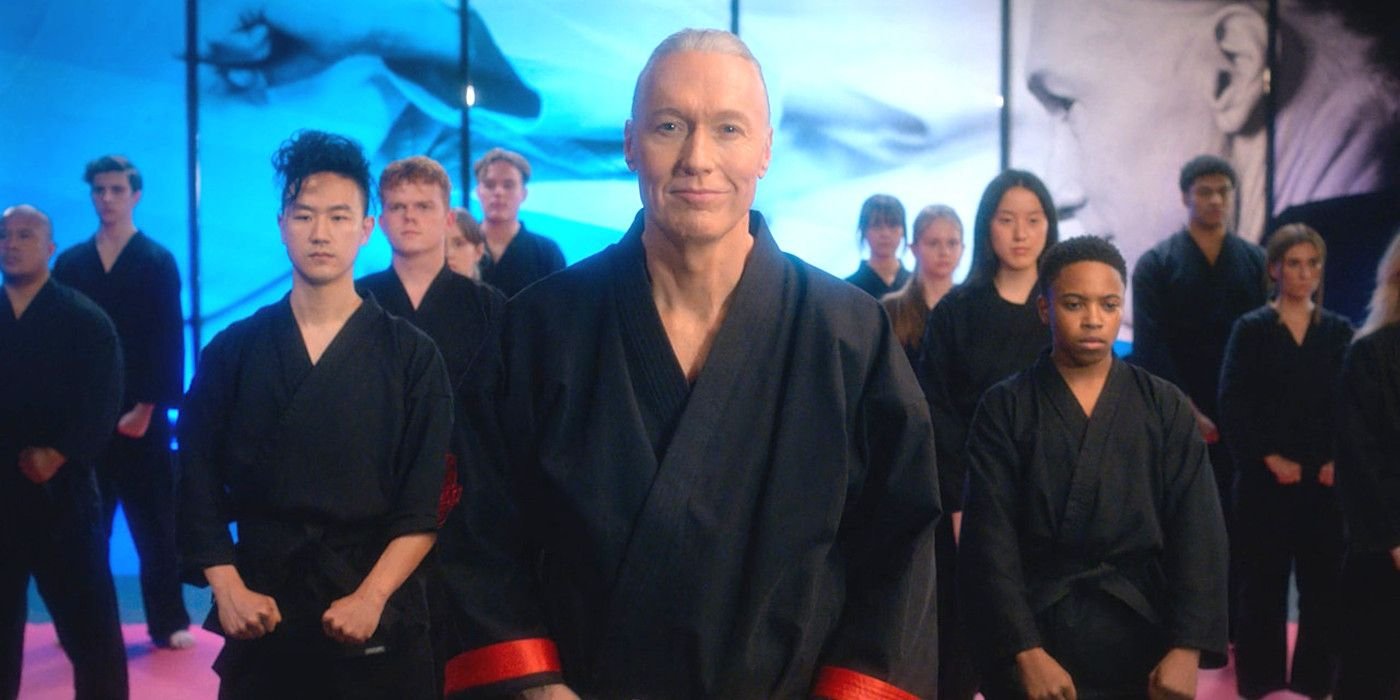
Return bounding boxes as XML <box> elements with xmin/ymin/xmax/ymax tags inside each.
<box><xmin>444</xmin><ymin>637</ymin><xmax>561</xmax><ymax>693</ymax></box>
<box><xmin>812</xmin><ymin>666</ymin><xmax>919</xmax><ymax>700</ymax></box>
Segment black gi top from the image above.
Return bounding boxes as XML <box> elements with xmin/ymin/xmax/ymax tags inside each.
<box><xmin>1130</xmin><ymin>230</ymin><xmax>1266</xmax><ymax>419</ymax></box>
<box><xmin>53</xmin><ymin>231</ymin><xmax>183</xmax><ymax>409</ymax></box>
<box><xmin>918</xmin><ymin>281</ymin><xmax>1050</xmax><ymax>511</ymax></box>
<box><xmin>1</xmin><ymin>280</ymin><xmax>123</xmax><ymax>490</ymax></box>
<box><xmin>961</xmin><ymin>353</ymin><xmax>1228</xmax><ymax>670</ymax></box>
<box><xmin>479</xmin><ymin>223</ymin><xmax>565</xmax><ymax>299</ymax></box>
<box><xmin>844</xmin><ymin>261</ymin><xmax>910</xmax><ymax>299</ymax></box>
<box><xmin>357</xmin><ymin>265</ymin><xmax>507</xmax><ymax>494</ymax></box>
<box><xmin>1336</xmin><ymin>322</ymin><xmax>1400</xmax><ymax>554</ymax></box>
<box><xmin>442</xmin><ymin>211</ymin><xmax>941</xmax><ymax>699</ymax></box>
<box><xmin>1218</xmin><ymin>305</ymin><xmax>1353</xmax><ymax>483</ymax></box>
<box><xmin>178</xmin><ymin>295</ymin><xmax>452</xmax><ymax>642</ymax></box>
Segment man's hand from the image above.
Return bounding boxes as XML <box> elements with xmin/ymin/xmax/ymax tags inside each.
<box><xmin>518</xmin><ymin>684</ymin><xmax>582</xmax><ymax>700</ymax></box>
<box><xmin>1390</xmin><ymin>545</ymin><xmax>1400</xmax><ymax>572</ymax></box>
<box><xmin>116</xmin><ymin>403</ymin><xmax>155</xmax><ymax>439</ymax></box>
<box><xmin>1148</xmin><ymin>647</ymin><xmax>1199</xmax><ymax>700</ymax></box>
<box><xmin>18</xmin><ymin>447</ymin><xmax>66</xmax><ymax>484</ymax></box>
<box><xmin>1016</xmin><ymin>647</ymin><xmax>1076</xmax><ymax>700</ymax></box>
<box><xmin>1317</xmin><ymin>461</ymin><xmax>1335</xmax><ymax>487</ymax></box>
<box><xmin>951</xmin><ymin>510</ymin><xmax>963</xmax><ymax>545</ymax></box>
<box><xmin>206</xmin><ymin>565</ymin><xmax>282</xmax><ymax>640</ymax></box>
<box><xmin>1263</xmin><ymin>454</ymin><xmax>1303</xmax><ymax>485</ymax></box>
<box><xmin>322</xmin><ymin>590</ymin><xmax>387</xmax><ymax>645</ymax></box>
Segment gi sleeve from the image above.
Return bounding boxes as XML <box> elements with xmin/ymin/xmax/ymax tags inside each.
<box><xmin>813</xmin><ymin>316</ymin><xmax>941</xmax><ymax>700</ymax></box>
<box><xmin>919</xmin><ymin>297</ymin><xmax>969</xmax><ymax>511</ymax></box>
<box><xmin>176</xmin><ymin>333</ymin><xmax>239</xmax><ymax>586</ymax></box>
<box><xmin>440</xmin><ymin>303</ymin><xmax>563</xmax><ymax>698</ymax></box>
<box><xmin>959</xmin><ymin>385</ymin><xmax>1043</xmax><ymax>666</ymax></box>
<box><xmin>1217</xmin><ymin>315</ymin><xmax>1268</xmax><ymax>467</ymax></box>
<box><xmin>52</xmin><ymin>308</ymin><xmax>124</xmax><ymax>464</ymax></box>
<box><xmin>1158</xmin><ymin>383</ymin><xmax>1229</xmax><ymax>658</ymax></box>
<box><xmin>1130</xmin><ymin>249</ymin><xmax>1183</xmax><ymax>386</ymax></box>
<box><xmin>385</xmin><ymin>337</ymin><xmax>453</xmax><ymax>540</ymax></box>
<box><xmin>133</xmin><ymin>249</ymin><xmax>185</xmax><ymax>407</ymax></box>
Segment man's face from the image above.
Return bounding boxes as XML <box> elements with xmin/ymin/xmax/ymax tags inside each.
<box><xmin>624</xmin><ymin>50</ymin><xmax>772</xmax><ymax>246</ymax></box>
<box><xmin>1183</xmin><ymin>173</ymin><xmax>1234</xmax><ymax>231</ymax></box>
<box><xmin>1039</xmin><ymin>259</ymin><xmax>1125</xmax><ymax>368</ymax></box>
<box><xmin>0</xmin><ymin>212</ymin><xmax>55</xmax><ymax>283</ymax></box>
<box><xmin>475</xmin><ymin>161</ymin><xmax>526</xmax><ymax>225</ymax></box>
<box><xmin>89</xmin><ymin>171</ymin><xmax>141</xmax><ymax>226</ymax></box>
<box><xmin>1024</xmin><ymin>1</ymin><xmax>1231</xmax><ymax>268</ymax></box>
<box><xmin>380</xmin><ymin>181</ymin><xmax>453</xmax><ymax>259</ymax></box>
<box><xmin>279</xmin><ymin>172</ymin><xmax>372</xmax><ymax>287</ymax></box>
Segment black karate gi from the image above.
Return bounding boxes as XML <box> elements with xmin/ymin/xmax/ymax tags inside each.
<box><xmin>52</xmin><ymin>231</ymin><xmax>190</xmax><ymax>641</ymax></box>
<box><xmin>1218</xmin><ymin>306</ymin><xmax>1352</xmax><ymax>698</ymax></box>
<box><xmin>356</xmin><ymin>266</ymin><xmax>506</xmax><ymax>694</ymax></box>
<box><xmin>917</xmin><ymin>280</ymin><xmax>1050</xmax><ymax>700</ymax></box>
<box><xmin>844</xmin><ymin>261</ymin><xmax>910</xmax><ymax>299</ymax></box>
<box><xmin>1</xmin><ymin>280</ymin><xmax>127</xmax><ymax>699</ymax></box>
<box><xmin>178</xmin><ymin>295</ymin><xmax>452</xmax><ymax>699</ymax></box>
<box><xmin>478</xmin><ymin>224</ymin><xmax>565</xmax><ymax>298</ymax></box>
<box><xmin>961</xmin><ymin>353</ymin><xmax>1228</xmax><ymax>699</ymax></box>
<box><xmin>1130</xmin><ymin>230</ymin><xmax>1266</xmax><ymax>526</ymax></box>
<box><xmin>1334</xmin><ymin>322</ymin><xmax>1400</xmax><ymax>699</ymax></box>
<box><xmin>441</xmin><ymin>211</ymin><xmax>941</xmax><ymax>699</ymax></box>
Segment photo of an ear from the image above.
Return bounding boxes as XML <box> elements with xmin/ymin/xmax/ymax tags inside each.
<box><xmin>1209</xmin><ymin>5</ymin><xmax>1268</xmax><ymax>134</ymax></box>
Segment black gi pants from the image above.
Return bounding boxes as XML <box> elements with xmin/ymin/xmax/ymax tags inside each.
<box><xmin>1233</xmin><ymin>477</ymin><xmax>1343</xmax><ymax>698</ymax></box>
<box><xmin>1335</xmin><ymin>549</ymin><xmax>1400</xmax><ymax>699</ymax></box>
<box><xmin>0</xmin><ymin>468</ymin><xmax>128</xmax><ymax>700</ymax></box>
<box><xmin>99</xmin><ymin>411</ymin><xmax>189</xmax><ymax>642</ymax></box>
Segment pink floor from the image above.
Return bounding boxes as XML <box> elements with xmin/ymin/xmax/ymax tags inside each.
<box><xmin>21</xmin><ymin>623</ymin><xmax>1312</xmax><ymax>699</ymax></box>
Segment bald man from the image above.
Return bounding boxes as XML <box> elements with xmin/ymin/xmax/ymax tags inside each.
<box><xmin>0</xmin><ymin>205</ymin><xmax>128</xmax><ymax>699</ymax></box>
<box><xmin>440</xmin><ymin>29</ymin><xmax>940</xmax><ymax>699</ymax></box>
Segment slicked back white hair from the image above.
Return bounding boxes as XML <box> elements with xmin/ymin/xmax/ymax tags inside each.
<box><xmin>630</xmin><ymin>28</ymin><xmax>770</xmax><ymax>122</ymax></box>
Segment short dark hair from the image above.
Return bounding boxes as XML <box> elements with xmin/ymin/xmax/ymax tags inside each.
<box><xmin>1038</xmin><ymin>235</ymin><xmax>1127</xmax><ymax>299</ymax></box>
<box><xmin>84</xmin><ymin>155</ymin><xmax>142</xmax><ymax>192</ymax></box>
<box><xmin>272</xmin><ymin>130</ymin><xmax>373</xmax><ymax>215</ymax></box>
<box><xmin>1178</xmin><ymin>154</ymin><xmax>1237</xmax><ymax>194</ymax></box>
<box><xmin>856</xmin><ymin>194</ymin><xmax>906</xmax><ymax>246</ymax></box>
<box><xmin>966</xmin><ymin>169</ymin><xmax>1060</xmax><ymax>287</ymax></box>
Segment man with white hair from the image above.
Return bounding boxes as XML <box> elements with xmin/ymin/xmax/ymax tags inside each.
<box><xmin>441</xmin><ymin>28</ymin><xmax>941</xmax><ymax>699</ymax></box>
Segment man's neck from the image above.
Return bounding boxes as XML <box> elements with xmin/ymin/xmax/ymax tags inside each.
<box><xmin>1053</xmin><ymin>352</ymin><xmax>1113</xmax><ymax>416</ymax></box>
<box><xmin>1186</xmin><ymin>223</ymin><xmax>1228</xmax><ymax>264</ymax></box>
<box><xmin>289</xmin><ymin>277</ymin><xmax>362</xmax><ymax>328</ymax></box>
<box><xmin>391</xmin><ymin>251</ymin><xmax>445</xmax><ymax>309</ymax></box>
<box><xmin>644</xmin><ymin>225</ymin><xmax>753</xmax><ymax>317</ymax></box>
<box><xmin>993</xmin><ymin>266</ymin><xmax>1039</xmax><ymax>304</ymax></box>
<box><xmin>3</xmin><ymin>271</ymin><xmax>48</xmax><ymax>319</ymax></box>
<box><xmin>481</xmin><ymin>219</ymin><xmax>521</xmax><ymax>248</ymax></box>
<box><xmin>96</xmin><ymin>221</ymin><xmax>137</xmax><ymax>246</ymax></box>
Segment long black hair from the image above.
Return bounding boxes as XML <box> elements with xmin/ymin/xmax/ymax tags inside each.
<box><xmin>965</xmin><ymin>169</ymin><xmax>1059</xmax><ymax>287</ymax></box>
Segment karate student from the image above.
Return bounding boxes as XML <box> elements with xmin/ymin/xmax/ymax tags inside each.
<box><xmin>441</xmin><ymin>28</ymin><xmax>940</xmax><ymax>699</ymax></box>
<box><xmin>1129</xmin><ymin>155</ymin><xmax>1266</xmax><ymax>531</ymax></box>
<box><xmin>53</xmin><ymin>154</ymin><xmax>193</xmax><ymax>649</ymax></box>
<box><xmin>473</xmin><ymin>148</ymin><xmax>565</xmax><ymax>297</ymax></box>
<box><xmin>356</xmin><ymin>155</ymin><xmax>506</xmax><ymax>694</ymax></box>
<box><xmin>961</xmin><ymin>235</ymin><xmax>1228</xmax><ymax>700</ymax></box>
<box><xmin>844</xmin><ymin>194</ymin><xmax>911</xmax><ymax>298</ymax></box>
<box><xmin>1</xmin><ymin>204</ymin><xmax>128</xmax><ymax>699</ymax></box>
<box><xmin>1218</xmin><ymin>224</ymin><xmax>1351</xmax><ymax>699</ymax></box>
<box><xmin>1334</xmin><ymin>230</ymin><xmax>1400</xmax><ymax>699</ymax></box>
<box><xmin>918</xmin><ymin>169</ymin><xmax>1059</xmax><ymax>700</ymax></box>
<box><xmin>178</xmin><ymin>131</ymin><xmax>452</xmax><ymax>698</ymax></box>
